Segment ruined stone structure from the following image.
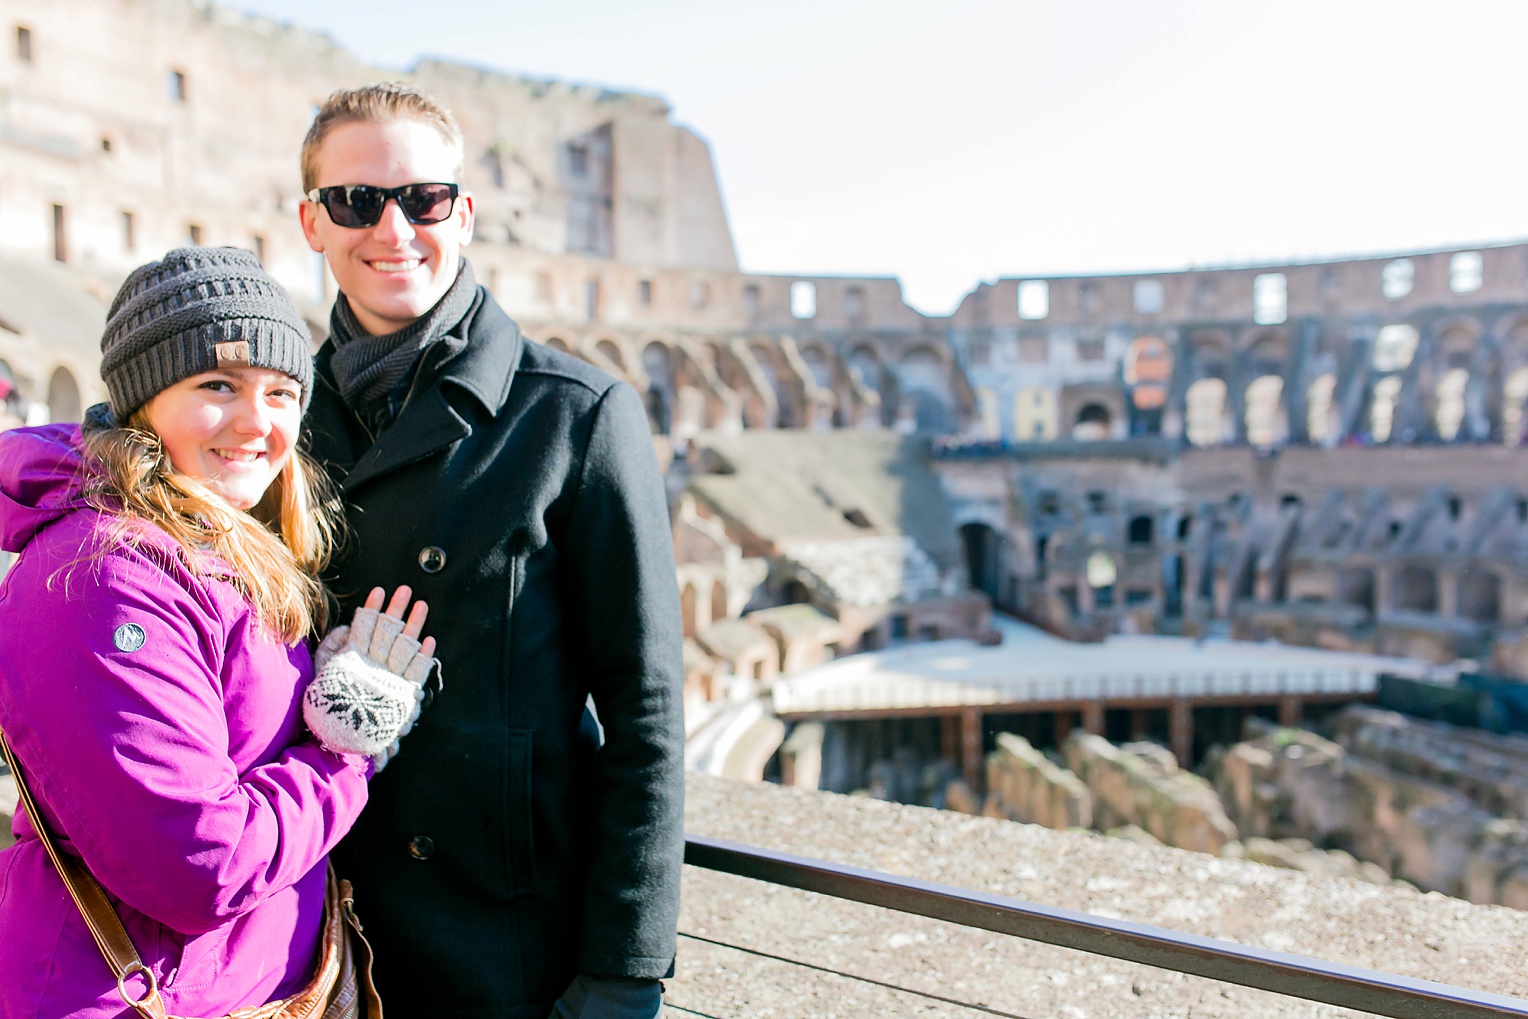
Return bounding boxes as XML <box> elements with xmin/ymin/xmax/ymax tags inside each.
<box><xmin>12</xmin><ymin>0</ymin><xmax>1528</xmax><ymax>702</ymax></box>
<box><xmin>1216</xmin><ymin>706</ymin><xmax>1528</xmax><ymax>907</ymax></box>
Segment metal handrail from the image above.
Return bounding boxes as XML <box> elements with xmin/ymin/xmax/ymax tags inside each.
<box><xmin>685</xmin><ymin>835</ymin><xmax>1528</xmax><ymax>1019</ymax></box>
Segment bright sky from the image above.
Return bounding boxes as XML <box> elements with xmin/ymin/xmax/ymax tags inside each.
<box><xmin>235</xmin><ymin>0</ymin><xmax>1528</xmax><ymax>315</ymax></box>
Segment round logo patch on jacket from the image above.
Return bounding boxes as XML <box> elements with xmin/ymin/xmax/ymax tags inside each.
<box><xmin>113</xmin><ymin>623</ymin><xmax>146</xmax><ymax>653</ymax></box>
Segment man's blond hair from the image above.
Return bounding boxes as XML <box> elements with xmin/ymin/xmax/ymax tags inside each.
<box><xmin>301</xmin><ymin>83</ymin><xmax>465</xmax><ymax>192</ymax></box>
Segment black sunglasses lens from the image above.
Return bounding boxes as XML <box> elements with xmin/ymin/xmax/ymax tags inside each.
<box><xmin>323</xmin><ymin>186</ymin><xmax>386</xmax><ymax>228</ymax></box>
<box><xmin>398</xmin><ymin>184</ymin><xmax>456</xmax><ymax>225</ymax></box>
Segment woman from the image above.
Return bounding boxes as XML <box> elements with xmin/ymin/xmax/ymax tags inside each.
<box><xmin>0</xmin><ymin>247</ymin><xmax>430</xmax><ymax>1016</ymax></box>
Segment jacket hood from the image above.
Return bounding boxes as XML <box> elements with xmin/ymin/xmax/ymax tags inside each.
<box><xmin>0</xmin><ymin>423</ymin><xmax>92</xmax><ymax>553</ymax></box>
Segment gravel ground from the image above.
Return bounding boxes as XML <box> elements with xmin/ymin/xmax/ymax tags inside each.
<box><xmin>666</xmin><ymin>773</ymin><xmax>1528</xmax><ymax>1018</ymax></box>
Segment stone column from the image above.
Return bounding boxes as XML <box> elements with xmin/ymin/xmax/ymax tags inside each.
<box><xmin>1278</xmin><ymin>695</ymin><xmax>1303</xmax><ymax>727</ymax></box>
<box><xmin>960</xmin><ymin>707</ymin><xmax>984</xmax><ymax>792</ymax></box>
<box><xmin>1169</xmin><ymin>698</ymin><xmax>1194</xmax><ymax>767</ymax></box>
<box><xmin>1054</xmin><ymin>709</ymin><xmax>1075</xmax><ymax>745</ymax></box>
<box><xmin>1082</xmin><ymin>701</ymin><xmax>1105</xmax><ymax>736</ymax></box>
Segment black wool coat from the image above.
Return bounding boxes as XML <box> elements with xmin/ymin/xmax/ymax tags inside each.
<box><xmin>306</xmin><ymin>288</ymin><xmax>685</xmax><ymax>1018</ymax></box>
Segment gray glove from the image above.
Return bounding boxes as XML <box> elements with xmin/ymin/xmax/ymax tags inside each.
<box><xmin>304</xmin><ymin>606</ymin><xmax>438</xmax><ymax>771</ymax></box>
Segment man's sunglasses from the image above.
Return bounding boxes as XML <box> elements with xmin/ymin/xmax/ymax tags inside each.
<box><xmin>306</xmin><ymin>183</ymin><xmax>460</xmax><ymax>229</ymax></box>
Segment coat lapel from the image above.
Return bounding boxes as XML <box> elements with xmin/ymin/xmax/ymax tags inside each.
<box><xmin>340</xmin><ymin>385</ymin><xmax>470</xmax><ymax>494</ymax></box>
<box><xmin>307</xmin><ymin>287</ymin><xmax>525</xmax><ymax>496</ymax></box>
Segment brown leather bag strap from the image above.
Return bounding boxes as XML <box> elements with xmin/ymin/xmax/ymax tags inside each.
<box><xmin>0</xmin><ymin>731</ymin><xmax>168</xmax><ymax>1019</ymax></box>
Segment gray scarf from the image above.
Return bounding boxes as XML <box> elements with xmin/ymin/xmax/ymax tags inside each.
<box><xmin>328</xmin><ymin>260</ymin><xmax>478</xmax><ymax>428</ymax></box>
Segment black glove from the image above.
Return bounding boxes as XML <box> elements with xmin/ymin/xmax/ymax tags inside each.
<box><xmin>548</xmin><ymin>974</ymin><xmax>662</xmax><ymax>1019</ymax></box>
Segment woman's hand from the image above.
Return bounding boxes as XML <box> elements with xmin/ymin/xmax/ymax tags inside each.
<box><xmin>303</xmin><ymin>586</ymin><xmax>441</xmax><ymax>770</ymax></box>
<box><xmin>313</xmin><ymin>586</ymin><xmax>435</xmax><ymax>674</ymax></box>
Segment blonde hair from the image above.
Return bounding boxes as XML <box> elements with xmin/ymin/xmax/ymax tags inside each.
<box><xmin>301</xmin><ymin>83</ymin><xmax>465</xmax><ymax>193</ymax></box>
<box><xmin>79</xmin><ymin>414</ymin><xmax>342</xmax><ymax>644</ymax></box>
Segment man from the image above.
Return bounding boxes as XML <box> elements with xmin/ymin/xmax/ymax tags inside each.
<box><xmin>297</xmin><ymin>83</ymin><xmax>684</xmax><ymax>1018</ymax></box>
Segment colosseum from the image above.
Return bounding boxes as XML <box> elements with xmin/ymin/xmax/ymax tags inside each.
<box><xmin>9</xmin><ymin>0</ymin><xmax>1528</xmax><ymax>684</ymax></box>
<box><xmin>16</xmin><ymin>0</ymin><xmax>1528</xmax><ymax>1007</ymax></box>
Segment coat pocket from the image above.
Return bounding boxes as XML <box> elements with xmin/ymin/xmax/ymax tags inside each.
<box><xmin>501</xmin><ymin>728</ymin><xmax>535</xmax><ymax>895</ymax></box>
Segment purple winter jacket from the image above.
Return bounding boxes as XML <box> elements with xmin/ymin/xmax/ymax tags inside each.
<box><xmin>0</xmin><ymin>425</ymin><xmax>371</xmax><ymax>1018</ymax></box>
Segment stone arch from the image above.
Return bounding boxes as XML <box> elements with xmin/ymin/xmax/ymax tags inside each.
<box><xmin>593</xmin><ymin>337</ymin><xmax>627</xmax><ymax>373</ymax></box>
<box><xmin>1394</xmin><ymin>564</ymin><xmax>1438</xmax><ymax>613</ymax></box>
<box><xmin>1244</xmin><ymin>375</ymin><xmax>1287</xmax><ymax>447</ymax></box>
<box><xmin>1185</xmin><ymin>378</ymin><xmax>1230</xmax><ymax>448</ymax></box>
<box><xmin>798</xmin><ymin>342</ymin><xmax>835</xmax><ymax>389</ymax></box>
<box><xmin>711</xmin><ymin>340</ymin><xmax>771</xmax><ymax>429</ymax></box>
<box><xmin>846</xmin><ymin>344</ymin><xmax>893</xmax><ymax>426</ymax></box>
<box><xmin>542</xmin><ymin>335</ymin><xmax>571</xmax><ymax>354</ymax></box>
<box><xmin>681</xmin><ymin>582</ymin><xmax>698</xmax><ymax>637</ymax></box>
<box><xmin>1182</xmin><ymin>331</ymin><xmax>1233</xmax><ymax>446</ymax></box>
<box><xmin>641</xmin><ymin>340</ymin><xmax>675</xmax><ymax>435</ymax></box>
<box><xmin>1072</xmin><ymin>402</ymin><xmax>1112</xmax><ymax>441</ymax></box>
<box><xmin>1124</xmin><ymin>335</ymin><xmax>1171</xmax><ymax>434</ymax></box>
<box><xmin>960</xmin><ymin>522</ymin><xmax>1003</xmax><ymax>604</ymax></box>
<box><xmin>1060</xmin><ymin>384</ymin><xmax>1125</xmax><ymax>442</ymax></box>
<box><xmin>1306</xmin><ymin>373</ymin><xmax>1338</xmax><ymax>447</ymax></box>
<box><xmin>895</xmin><ymin>345</ymin><xmax>954</xmax><ymax>434</ymax></box>
<box><xmin>1458</xmin><ymin>569</ymin><xmax>1501</xmax><ymax>624</ymax></box>
<box><xmin>711</xmin><ymin>579</ymin><xmax>728</xmax><ymax>623</ymax></box>
<box><xmin>1498</xmin><ymin>318</ymin><xmax>1528</xmax><ymax>444</ymax></box>
<box><xmin>748</xmin><ymin>340</ymin><xmax>798</xmax><ymax>428</ymax></box>
<box><xmin>46</xmin><ymin>366</ymin><xmax>81</xmax><ymax>423</ymax></box>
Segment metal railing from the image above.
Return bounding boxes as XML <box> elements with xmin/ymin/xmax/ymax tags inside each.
<box><xmin>771</xmin><ymin>667</ymin><xmax>1377</xmax><ymax>715</ymax></box>
<box><xmin>683</xmin><ymin>835</ymin><xmax>1528</xmax><ymax>1019</ymax></box>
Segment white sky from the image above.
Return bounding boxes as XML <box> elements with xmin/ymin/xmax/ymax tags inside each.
<box><xmin>234</xmin><ymin>0</ymin><xmax>1528</xmax><ymax>315</ymax></box>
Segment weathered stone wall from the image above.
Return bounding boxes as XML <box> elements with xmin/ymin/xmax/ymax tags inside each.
<box><xmin>1214</xmin><ymin>708</ymin><xmax>1528</xmax><ymax>904</ymax></box>
<box><xmin>1064</xmin><ymin>732</ymin><xmax>1239</xmax><ymax>854</ymax></box>
<box><xmin>983</xmin><ymin>733</ymin><xmax>1090</xmax><ymax>829</ymax></box>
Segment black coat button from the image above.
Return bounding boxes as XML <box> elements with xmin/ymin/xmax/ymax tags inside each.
<box><xmin>418</xmin><ymin>546</ymin><xmax>447</xmax><ymax>573</ymax></box>
<box><xmin>407</xmin><ymin>835</ymin><xmax>435</xmax><ymax>860</ymax></box>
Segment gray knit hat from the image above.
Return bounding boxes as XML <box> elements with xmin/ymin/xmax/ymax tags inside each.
<box><xmin>101</xmin><ymin>247</ymin><xmax>313</xmax><ymax>418</ymax></box>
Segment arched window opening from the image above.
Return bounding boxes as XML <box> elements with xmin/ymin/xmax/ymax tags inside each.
<box><xmin>1072</xmin><ymin>403</ymin><xmax>1111</xmax><ymax>441</ymax></box>
<box><xmin>1127</xmin><ymin>515</ymin><xmax>1154</xmax><ymax>545</ymax></box>
<box><xmin>645</xmin><ymin>387</ymin><xmax>670</xmax><ymax>435</ymax></box>
<box><xmin>1435</xmin><ymin>367</ymin><xmax>1468</xmax><ymax>441</ymax></box>
<box><xmin>1504</xmin><ymin>367</ymin><xmax>1528</xmax><ymax>446</ymax></box>
<box><xmin>46</xmin><ymin>366</ymin><xmax>80</xmax><ymax>424</ymax></box>
<box><xmin>594</xmin><ymin>339</ymin><xmax>625</xmax><ymax>371</ymax></box>
<box><xmin>711</xmin><ymin>581</ymin><xmax>728</xmax><ymax>623</ymax></box>
<box><xmin>1185</xmin><ymin>378</ymin><xmax>1228</xmax><ymax>448</ymax></box>
<box><xmin>1395</xmin><ymin>565</ymin><xmax>1438</xmax><ymax>613</ymax></box>
<box><xmin>1371</xmin><ymin>376</ymin><xmax>1403</xmax><ymax>442</ymax></box>
<box><xmin>961</xmin><ymin>523</ymin><xmax>1003</xmax><ymax>604</ymax></box>
<box><xmin>1372</xmin><ymin>325</ymin><xmax>1419</xmax><ymax>372</ymax></box>
<box><xmin>1306</xmin><ymin>374</ymin><xmax>1337</xmax><ymax>446</ymax></box>
<box><xmin>1244</xmin><ymin>375</ymin><xmax>1286</xmax><ymax>447</ymax></box>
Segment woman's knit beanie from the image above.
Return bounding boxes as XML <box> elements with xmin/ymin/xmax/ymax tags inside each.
<box><xmin>100</xmin><ymin>247</ymin><xmax>313</xmax><ymax>418</ymax></box>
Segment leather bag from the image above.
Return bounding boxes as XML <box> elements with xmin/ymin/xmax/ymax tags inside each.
<box><xmin>0</xmin><ymin>732</ymin><xmax>383</xmax><ymax>1019</ymax></box>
